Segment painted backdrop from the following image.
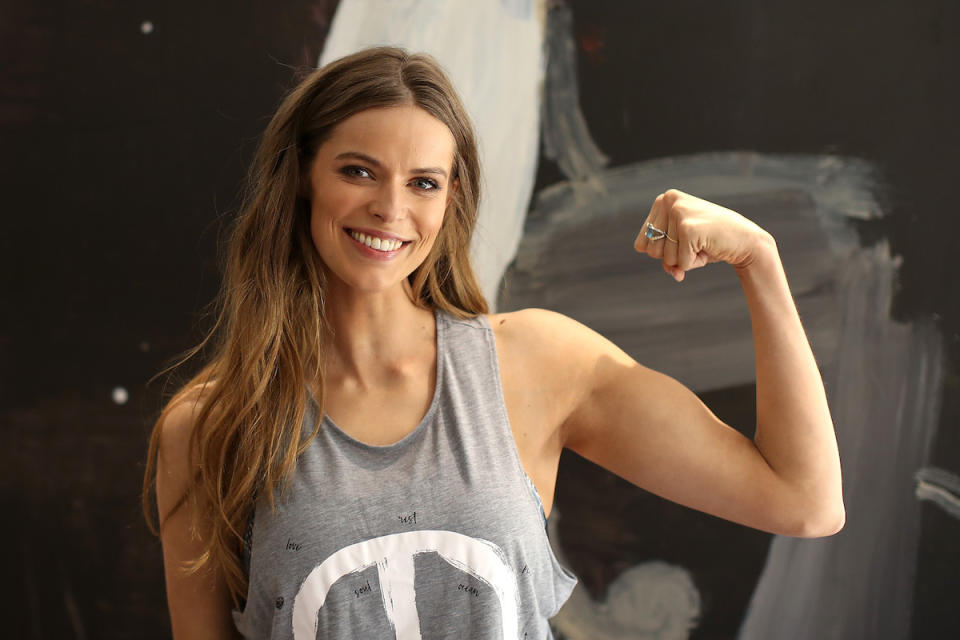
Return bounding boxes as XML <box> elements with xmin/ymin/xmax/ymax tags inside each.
<box><xmin>1</xmin><ymin>0</ymin><xmax>958</xmax><ymax>638</ymax></box>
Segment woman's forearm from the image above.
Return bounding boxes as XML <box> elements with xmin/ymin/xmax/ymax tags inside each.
<box><xmin>737</xmin><ymin>232</ymin><xmax>845</xmax><ymax>535</ymax></box>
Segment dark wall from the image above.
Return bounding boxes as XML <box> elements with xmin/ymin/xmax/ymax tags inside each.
<box><xmin>1</xmin><ymin>2</ymin><xmax>337</xmax><ymax>637</ymax></box>
<box><xmin>1</xmin><ymin>0</ymin><xmax>957</xmax><ymax>637</ymax></box>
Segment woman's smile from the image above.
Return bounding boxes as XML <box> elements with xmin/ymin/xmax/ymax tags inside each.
<box><xmin>345</xmin><ymin>227</ymin><xmax>411</xmax><ymax>259</ymax></box>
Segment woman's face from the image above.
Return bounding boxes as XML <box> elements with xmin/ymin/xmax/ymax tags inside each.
<box><xmin>304</xmin><ymin>105</ymin><xmax>457</xmax><ymax>296</ymax></box>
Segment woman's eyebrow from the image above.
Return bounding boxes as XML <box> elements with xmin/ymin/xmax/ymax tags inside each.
<box><xmin>334</xmin><ymin>151</ymin><xmax>448</xmax><ymax>179</ymax></box>
<box><xmin>334</xmin><ymin>151</ymin><xmax>381</xmax><ymax>167</ymax></box>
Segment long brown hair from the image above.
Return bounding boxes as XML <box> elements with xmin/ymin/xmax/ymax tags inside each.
<box><xmin>142</xmin><ymin>47</ymin><xmax>488</xmax><ymax>607</ymax></box>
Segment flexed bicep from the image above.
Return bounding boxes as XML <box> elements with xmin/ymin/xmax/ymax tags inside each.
<box><xmin>561</xmin><ymin>337</ymin><xmax>816</xmax><ymax>538</ymax></box>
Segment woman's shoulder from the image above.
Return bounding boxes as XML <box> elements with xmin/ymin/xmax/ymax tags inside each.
<box><xmin>484</xmin><ymin>309</ymin><xmax>624</xmax><ymax>443</ymax></box>
<box><xmin>156</xmin><ymin>382</ymin><xmax>219</xmax><ymax>489</ymax></box>
<box><xmin>486</xmin><ymin>308</ymin><xmax>607</xmax><ymax>351</ymax></box>
<box><xmin>161</xmin><ymin>380</ymin><xmax>216</xmax><ymax>431</ymax></box>
<box><xmin>485</xmin><ymin>307</ymin><xmax>573</xmax><ymax>333</ymax></box>
<box><xmin>487</xmin><ymin>307</ymin><xmax>638</xmax><ymax>390</ymax></box>
<box><xmin>485</xmin><ymin>308</ymin><xmax>624</xmax><ymax>378</ymax></box>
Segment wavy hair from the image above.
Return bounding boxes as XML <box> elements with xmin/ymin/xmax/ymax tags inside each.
<box><xmin>142</xmin><ymin>47</ymin><xmax>487</xmax><ymax>607</ymax></box>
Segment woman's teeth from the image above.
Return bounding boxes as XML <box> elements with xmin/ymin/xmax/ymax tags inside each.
<box><xmin>349</xmin><ymin>230</ymin><xmax>404</xmax><ymax>252</ymax></box>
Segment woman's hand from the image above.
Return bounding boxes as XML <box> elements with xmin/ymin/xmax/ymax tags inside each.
<box><xmin>633</xmin><ymin>189</ymin><xmax>774</xmax><ymax>281</ymax></box>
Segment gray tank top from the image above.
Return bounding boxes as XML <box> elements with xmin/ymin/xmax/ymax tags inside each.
<box><xmin>232</xmin><ymin>310</ymin><xmax>577</xmax><ymax>639</ymax></box>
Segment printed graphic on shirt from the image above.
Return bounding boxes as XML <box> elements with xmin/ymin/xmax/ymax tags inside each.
<box><xmin>292</xmin><ymin>530</ymin><xmax>520</xmax><ymax>639</ymax></box>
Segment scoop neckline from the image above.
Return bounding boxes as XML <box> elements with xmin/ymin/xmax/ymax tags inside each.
<box><xmin>313</xmin><ymin>308</ymin><xmax>445</xmax><ymax>452</ymax></box>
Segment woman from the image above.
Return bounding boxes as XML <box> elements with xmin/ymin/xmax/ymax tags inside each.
<box><xmin>144</xmin><ymin>47</ymin><xmax>844</xmax><ymax>639</ymax></box>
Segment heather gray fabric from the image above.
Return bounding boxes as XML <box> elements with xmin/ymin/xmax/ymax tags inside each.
<box><xmin>232</xmin><ymin>310</ymin><xmax>577</xmax><ymax>639</ymax></box>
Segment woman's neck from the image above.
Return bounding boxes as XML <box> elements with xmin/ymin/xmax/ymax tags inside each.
<box><xmin>322</xmin><ymin>280</ymin><xmax>436</xmax><ymax>388</ymax></box>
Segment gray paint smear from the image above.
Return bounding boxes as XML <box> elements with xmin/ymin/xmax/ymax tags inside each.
<box><xmin>503</xmin><ymin>153</ymin><xmax>876</xmax><ymax>393</ymax></box>
<box><xmin>915</xmin><ymin>466</ymin><xmax>960</xmax><ymax>520</ymax></box>
<box><xmin>541</xmin><ymin>2</ymin><xmax>608</xmax><ymax>184</ymax></box>
<box><xmin>525</xmin><ymin>2</ymin><xmax>877</xmax><ymax>395</ymax></box>
<box><xmin>739</xmin><ymin>245</ymin><xmax>942</xmax><ymax>640</ymax></box>
<box><xmin>501</xmin><ymin>152</ymin><xmax>943</xmax><ymax>639</ymax></box>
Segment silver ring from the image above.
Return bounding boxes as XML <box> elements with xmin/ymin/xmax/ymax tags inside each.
<box><xmin>645</xmin><ymin>222</ymin><xmax>678</xmax><ymax>243</ymax></box>
<box><xmin>645</xmin><ymin>222</ymin><xmax>666</xmax><ymax>241</ymax></box>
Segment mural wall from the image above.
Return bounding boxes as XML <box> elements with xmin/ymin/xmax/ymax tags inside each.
<box><xmin>2</xmin><ymin>0</ymin><xmax>958</xmax><ymax>637</ymax></box>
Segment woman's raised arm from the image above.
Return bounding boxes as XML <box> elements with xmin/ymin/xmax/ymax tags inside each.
<box><xmin>547</xmin><ymin>189</ymin><xmax>844</xmax><ymax>536</ymax></box>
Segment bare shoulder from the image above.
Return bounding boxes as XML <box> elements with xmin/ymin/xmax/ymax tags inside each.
<box><xmin>158</xmin><ymin>385</ymin><xmax>210</xmax><ymax>456</ymax></box>
<box><xmin>486</xmin><ymin>309</ymin><xmax>634</xmax><ymax>434</ymax></box>
<box><xmin>156</xmin><ymin>383</ymin><xmax>216</xmax><ymax>518</ymax></box>
<box><xmin>487</xmin><ymin>307</ymin><xmax>632</xmax><ymax>370</ymax></box>
<box><xmin>487</xmin><ymin>307</ymin><xmax>587</xmax><ymax>344</ymax></box>
<box><xmin>158</xmin><ymin>388</ymin><xmax>203</xmax><ymax>453</ymax></box>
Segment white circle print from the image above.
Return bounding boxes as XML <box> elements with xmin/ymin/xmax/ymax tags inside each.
<box><xmin>292</xmin><ymin>530</ymin><xmax>520</xmax><ymax>639</ymax></box>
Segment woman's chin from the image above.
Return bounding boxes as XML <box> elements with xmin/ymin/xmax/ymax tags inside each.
<box><xmin>325</xmin><ymin>272</ymin><xmax>416</xmax><ymax>299</ymax></box>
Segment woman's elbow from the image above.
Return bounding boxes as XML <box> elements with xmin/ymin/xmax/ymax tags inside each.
<box><xmin>792</xmin><ymin>501</ymin><xmax>846</xmax><ymax>538</ymax></box>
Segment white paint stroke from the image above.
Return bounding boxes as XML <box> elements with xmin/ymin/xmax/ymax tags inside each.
<box><xmin>319</xmin><ymin>0</ymin><xmax>546</xmax><ymax>308</ymax></box>
<box><xmin>547</xmin><ymin>509</ymin><xmax>700</xmax><ymax>640</ymax></box>
<box><xmin>915</xmin><ymin>466</ymin><xmax>960</xmax><ymax>520</ymax></box>
<box><xmin>552</xmin><ymin>563</ymin><xmax>700</xmax><ymax>640</ymax></box>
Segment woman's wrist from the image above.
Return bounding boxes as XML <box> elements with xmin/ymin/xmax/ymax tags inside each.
<box><xmin>734</xmin><ymin>229</ymin><xmax>780</xmax><ymax>279</ymax></box>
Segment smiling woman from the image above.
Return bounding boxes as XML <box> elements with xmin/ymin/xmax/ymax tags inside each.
<box><xmin>142</xmin><ymin>47</ymin><xmax>843</xmax><ymax>640</ymax></box>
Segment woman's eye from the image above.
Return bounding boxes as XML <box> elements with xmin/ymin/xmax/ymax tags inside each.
<box><xmin>412</xmin><ymin>177</ymin><xmax>440</xmax><ymax>191</ymax></box>
<box><xmin>341</xmin><ymin>166</ymin><xmax>371</xmax><ymax>179</ymax></box>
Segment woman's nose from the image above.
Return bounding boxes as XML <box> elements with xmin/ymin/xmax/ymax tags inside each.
<box><xmin>368</xmin><ymin>182</ymin><xmax>405</xmax><ymax>222</ymax></box>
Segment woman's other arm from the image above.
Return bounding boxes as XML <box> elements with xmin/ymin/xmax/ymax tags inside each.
<box><xmin>156</xmin><ymin>397</ymin><xmax>242</xmax><ymax>639</ymax></box>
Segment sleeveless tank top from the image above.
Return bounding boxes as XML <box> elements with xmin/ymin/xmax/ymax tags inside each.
<box><xmin>231</xmin><ymin>310</ymin><xmax>577</xmax><ymax>639</ymax></box>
